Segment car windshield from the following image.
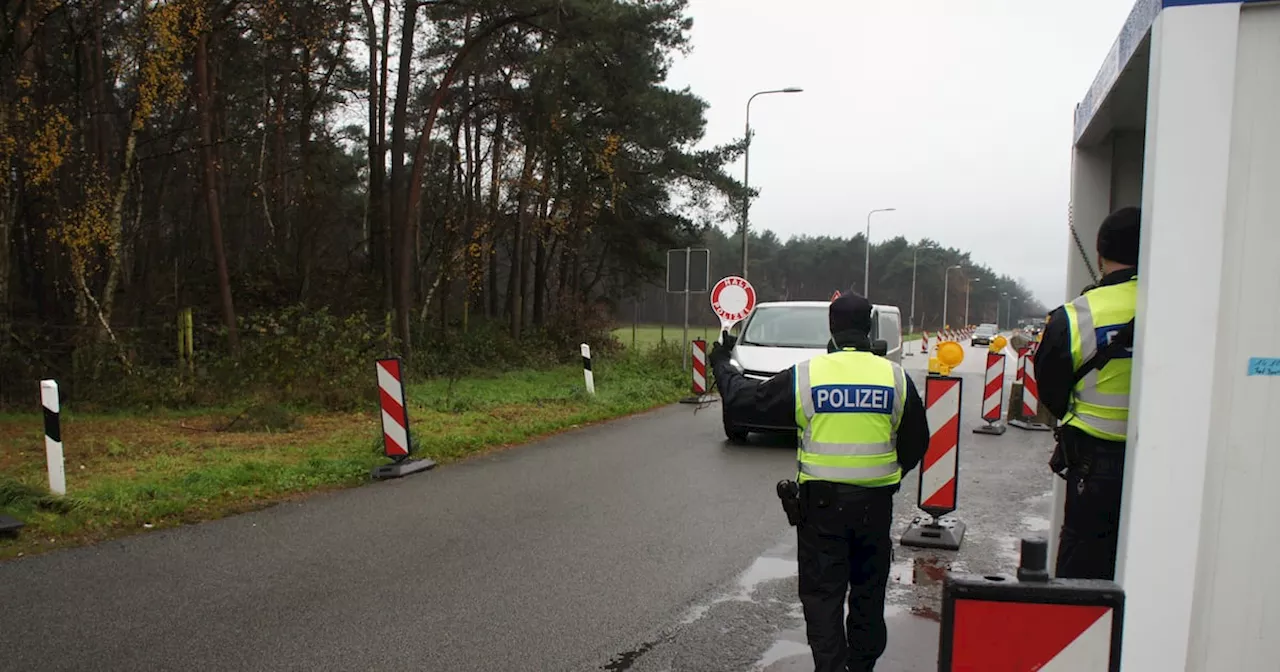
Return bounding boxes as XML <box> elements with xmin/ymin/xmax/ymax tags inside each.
<box><xmin>976</xmin><ymin>326</ymin><xmax>996</xmax><ymax>336</ymax></box>
<box><xmin>740</xmin><ymin>305</ymin><xmax>830</xmax><ymax>348</ymax></box>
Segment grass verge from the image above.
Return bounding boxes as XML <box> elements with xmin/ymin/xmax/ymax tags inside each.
<box><xmin>613</xmin><ymin>323</ymin><xmax>717</xmax><ymax>351</ymax></box>
<box><xmin>0</xmin><ymin>347</ymin><xmax>686</xmax><ymax>561</ymax></box>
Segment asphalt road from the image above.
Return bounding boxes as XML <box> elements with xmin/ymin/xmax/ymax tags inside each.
<box><xmin>0</xmin><ymin>334</ymin><xmax>1054</xmax><ymax>672</ymax></box>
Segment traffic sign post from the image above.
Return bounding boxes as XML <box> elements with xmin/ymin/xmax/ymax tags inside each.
<box><xmin>667</xmin><ymin>248</ymin><xmax>711</xmax><ymax>371</ymax></box>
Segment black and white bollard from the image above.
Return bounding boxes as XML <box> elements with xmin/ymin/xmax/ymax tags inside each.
<box><xmin>41</xmin><ymin>379</ymin><xmax>66</xmax><ymax>496</ymax></box>
<box><xmin>581</xmin><ymin>343</ymin><xmax>595</xmax><ymax>395</ymax></box>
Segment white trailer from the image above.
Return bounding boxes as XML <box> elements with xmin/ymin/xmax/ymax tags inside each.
<box><xmin>1063</xmin><ymin>1</ymin><xmax>1280</xmax><ymax>669</ymax></box>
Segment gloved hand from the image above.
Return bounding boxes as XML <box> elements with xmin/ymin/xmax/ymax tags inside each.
<box><xmin>709</xmin><ymin>330</ymin><xmax>737</xmax><ymax>367</ymax></box>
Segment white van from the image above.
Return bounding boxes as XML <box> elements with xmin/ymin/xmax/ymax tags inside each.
<box><xmin>721</xmin><ymin>301</ymin><xmax>904</xmax><ymax>441</ymax></box>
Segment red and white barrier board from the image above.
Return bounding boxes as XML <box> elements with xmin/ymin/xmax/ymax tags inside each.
<box><xmin>1016</xmin><ymin>346</ymin><xmax>1030</xmax><ymax>383</ymax></box>
<box><xmin>901</xmin><ymin>374</ymin><xmax>966</xmax><ymax>550</ymax></box>
<box><xmin>691</xmin><ymin>339</ymin><xmax>707</xmax><ymax>395</ymax></box>
<box><xmin>920</xmin><ymin>376</ymin><xmax>961</xmax><ymax>514</ymax></box>
<box><xmin>982</xmin><ymin>352</ymin><xmax>1006</xmax><ymax>422</ymax></box>
<box><xmin>376</xmin><ymin>358</ymin><xmax>410</xmax><ymax>459</ymax></box>
<box><xmin>1021</xmin><ymin>356</ymin><xmax>1041</xmax><ymax>419</ymax></box>
<box><xmin>940</xmin><ymin>574</ymin><xmax>1125</xmax><ymax>671</ymax></box>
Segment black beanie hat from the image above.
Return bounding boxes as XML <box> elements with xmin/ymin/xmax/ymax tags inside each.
<box><xmin>830</xmin><ymin>293</ymin><xmax>873</xmax><ymax>337</ymax></box>
<box><xmin>1097</xmin><ymin>206</ymin><xmax>1141</xmax><ymax>266</ymax></box>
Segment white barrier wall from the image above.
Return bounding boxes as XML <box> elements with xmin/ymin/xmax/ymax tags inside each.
<box><xmin>1119</xmin><ymin>4</ymin><xmax>1239</xmax><ymax>669</ymax></box>
<box><xmin>1184</xmin><ymin>5</ymin><xmax>1280</xmax><ymax>669</ymax></box>
<box><xmin>1069</xmin><ymin>1</ymin><xmax>1280</xmax><ymax>669</ymax></box>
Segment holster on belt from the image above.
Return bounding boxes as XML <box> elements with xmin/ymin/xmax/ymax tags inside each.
<box><xmin>776</xmin><ymin>480</ymin><xmax>803</xmax><ymax>527</ymax></box>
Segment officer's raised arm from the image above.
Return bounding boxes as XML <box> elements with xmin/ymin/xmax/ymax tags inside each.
<box><xmin>708</xmin><ymin>333</ymin><xmax>797</xmax><ymax>430</ymax></box>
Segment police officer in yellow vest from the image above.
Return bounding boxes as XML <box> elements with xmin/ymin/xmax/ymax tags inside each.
<box><xmin>709</xmin><ymin>293</ymin><xmax>929</xmax><ymax>672</ymax></box>
<box><xmin>1034</xmin><ymin>206</ymin><xmax>1139</xmax><ymax>580</ymax></box>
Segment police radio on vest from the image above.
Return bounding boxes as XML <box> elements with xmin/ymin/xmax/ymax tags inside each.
<box><xmin>813</xmin><ymin>385</ymin><xmax>895</xmax><ymax>414</ymax></box>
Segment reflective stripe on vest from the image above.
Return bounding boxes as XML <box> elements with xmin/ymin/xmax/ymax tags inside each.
<box><xmin>794</xmin><ymin>351</ymin><xmax>906</xmax><ymax>487</ymax></box>
<box><xmin>1063</xmin><ymin>278</ymin><xmax>1137</xmax><ymax>441</ymax></box>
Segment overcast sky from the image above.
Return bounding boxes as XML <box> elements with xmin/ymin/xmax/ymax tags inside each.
<box><xmin>662</xmin><ymin>0</ymin><xmax>1136</xmax><ymax>306</ymax></box>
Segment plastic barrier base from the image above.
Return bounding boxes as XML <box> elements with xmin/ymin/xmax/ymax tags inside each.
<box><xmin>371</xmin><ymin>458</ymin><xmax>437</xmax><ymax>480</ymax></box>
<box><xmin>679</xmin><ymin>394</ymin><xmax>717</xmax><ymax>405</ymax></box>
<box><xmin>900</xmin><ymin>513</ymin><xmax>966</xmax><ymax>550</ymax></box>
<box><xmin>1009</xmin><ymin>418</ymin><xmax>1053</xmax><ymax>432</ymax></box>
<box><xmin>973</xmin><ymin>421</ymin><xmax>1007</xmax><ymax>435</ymax></box>
<box><xmin>0</xmin><ymin>514</ymin><xmax>24</xmax><ymax>537</ymax></box>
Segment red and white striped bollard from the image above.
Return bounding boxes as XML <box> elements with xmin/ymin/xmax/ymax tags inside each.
<box><xmin>973</xmin><ymin>352</ymin><xmax>1007</xmax><ymax>435</ymax></box>
<box><xmin>681</xmin><ymin>339</ymin><xmax>711</xmax><ymax>404</ymax></box>
<box><xmin>1010</xmin><ymin>354</ymin><xmax>1052</xmax><ymax>431</ymax></box>
<box><xmin>372</xmin><ymin>358</ymin><xmax>437</xmax><ymax>479</ymax></box>
<box><xmin>901</xmin><ymin>373</ymin><xmax>966</xmax><ymax>550</ymax></box>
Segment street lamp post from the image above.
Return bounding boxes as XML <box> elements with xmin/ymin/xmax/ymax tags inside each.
<box><xmin>741</xmin><ymin>87</ymin><xmax>804</xmax><ymax>279</ymax></box>
<box><xmin>863</xmin><ymin>208</ymin><xmax>896</xmax><ymax>299</ymax></box>
<box><xmin>909</xmin><ymin>241</ymin><xmax>936</xmax><ymax>335</ymax></box>
<box><xmin>942</xmin><ymin>265</ymin><xmax>962</xmax><ymax>330</ymax></box>
<box><xmin>965</xmin><ymin>278</ymin><xmax>981</xmax><ymax>327</ymax></box>
<box><xmin>998</xmin><ymin>292</ymin><xmax>1010</xmax><ymax>330</ymax></box>
<box><xmin>909</xmin><ymin>248</ymin><xmax>920</xmax><ymax>334</ymax></box>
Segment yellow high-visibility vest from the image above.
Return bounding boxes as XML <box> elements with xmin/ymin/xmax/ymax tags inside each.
<box><xmin>1063</xmin><ymin>277</ymin><xmax>1137</xmax><ymax>442</ymax></box>
<box><xmin>793</xmin><ymin>350</ymin><xmax>906</xmax><ymax>487</ymax></box>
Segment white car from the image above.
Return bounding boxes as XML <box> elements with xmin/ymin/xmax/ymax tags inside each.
<box><xmin>721</xmin><ymin>301</ymin><xmax>903</xmax><ymax>442</ymax></box>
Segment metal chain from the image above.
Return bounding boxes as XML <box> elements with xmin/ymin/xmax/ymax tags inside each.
<box><xmin>1068</xmin><ymin>201</ymin><xmax>1100</xmax><ymax>286</ymax></box>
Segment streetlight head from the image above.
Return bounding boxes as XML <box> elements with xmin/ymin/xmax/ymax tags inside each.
<box><xmin>782</xmin><ymin>87</ymin><xmax>803</xmax><ymax>93</ymax></box>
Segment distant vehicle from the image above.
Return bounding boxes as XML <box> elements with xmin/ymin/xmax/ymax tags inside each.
<box><xmin>721</xmin><ymin>301</ymin><xmax>903</xmax><ymax>442</ymax></box>
<box><xmin>970</xmin><ymin>323</ymin><xmax>998</xmax><ymax>347</ymax></box>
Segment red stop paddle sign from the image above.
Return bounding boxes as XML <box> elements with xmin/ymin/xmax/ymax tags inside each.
<box><xmin>711</xmin><ymin>276</ymin><xmax>757</xmax><ymax>329</ymax></box>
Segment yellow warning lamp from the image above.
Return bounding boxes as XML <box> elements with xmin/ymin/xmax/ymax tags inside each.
<box><xmin>989</xmin><ymin>335</ymin><xmax>1008</xmax><ymax>353</ymax></box>
<box><xmin>935</xmin><ymin>340</ymin><xmax>964</xmax><ymax>376</ymax></box>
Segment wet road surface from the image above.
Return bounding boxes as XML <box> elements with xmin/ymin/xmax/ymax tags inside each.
<box><xmin>592</xmin><ymin>336</ymin><xmax>1056</xmax><ymax>671</ymax></box>
<box><xmin>0</xmin><ymin>335</ymin><xmax>1053</xmax><ymax>671</ymax></box>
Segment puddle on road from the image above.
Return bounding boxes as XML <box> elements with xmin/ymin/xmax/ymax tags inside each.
<box><xmin>679</xmin><ymin>555</ymin><xmax>799</xmax><ymax>625</ymax></box>
<box><xmin>1021</xmin><ymin>514</ymin><xmax>1051</xmax><ymax>532</ymax></box>
<box><xmin>753</xmin><ymin>605</ymin><xmax>942</xmax><ymax>670</ymax></box>
<box><xmin>754</xmin><ymin>638</ymin><xmax>810</xmax><ymax>668</ymax></box>
<box><xmin>739</xmin><ymin>557</ymin><xmax>798</xmax><ymax>594</ymax></box>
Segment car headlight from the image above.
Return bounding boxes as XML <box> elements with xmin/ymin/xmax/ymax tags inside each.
<box><xmin>729</xmin><ymin>358</ymin><xmax>743</xmax><ymax>372</ymax></box>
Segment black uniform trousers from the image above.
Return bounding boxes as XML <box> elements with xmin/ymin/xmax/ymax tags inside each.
<box><xmin>1055</xmin><ymin>427</ymin><xmax>1127</xmax><ymax>581</ymax></box>
<box><xmin>797</xmin><ymin>481</ymin><xmax>895</xmax><ymax>672</ymax></box>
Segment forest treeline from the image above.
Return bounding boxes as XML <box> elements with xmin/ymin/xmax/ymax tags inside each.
<box><xmin>626</xmin><ymin>226</ymin><xmax>1046</xmax><ymax>331</ymax></box>
<box><xmin>0</xmin><ymin>0</ymin><xmax>1042</xmax><ymax>409</ymax></box>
